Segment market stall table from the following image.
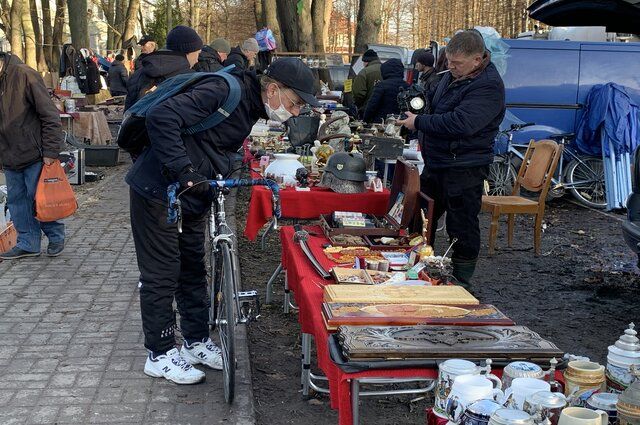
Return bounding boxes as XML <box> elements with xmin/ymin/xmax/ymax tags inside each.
<box><xmin>278</xmin><ymin>225</ymin><xmax>564</xmax><ymax>425</ymax></box>
<box><xmin>72</xmin><ymin>111</ymin><xmax>112</xmax><ymax>145</ymax></box>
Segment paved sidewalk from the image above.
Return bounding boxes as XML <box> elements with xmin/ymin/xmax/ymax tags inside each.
<box><xmin>0</xmin><ymin>166</ymin><xmax>254</xmax><ymax>425</ymax></box>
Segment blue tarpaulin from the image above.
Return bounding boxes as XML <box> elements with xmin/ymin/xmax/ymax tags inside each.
<box><xmin>576</xmin><ymin>83</ymin><xmax>640</xmax><ymax>209</ymax></box>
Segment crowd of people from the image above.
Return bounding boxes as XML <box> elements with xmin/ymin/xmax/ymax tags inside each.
<box><xmin>0</xmin><ymin>27</ymin><xmax>505</xmax><ymax>385</ymax></box>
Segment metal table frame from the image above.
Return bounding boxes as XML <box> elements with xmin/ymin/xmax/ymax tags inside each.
<box><xmin>300</xmin><ymin>332</ymin><xmax>436</xmax><ymax>425</ymax></box>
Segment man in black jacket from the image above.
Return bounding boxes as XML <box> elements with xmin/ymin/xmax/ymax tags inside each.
<box><xmin>125</xmin><ymin>26</ymin><xmax>202</xmax><ymax>111</ymax></box>
<box><xmin>134</xmin><ymin>35</ymin><xmax>157</xmax><ymax>71</ymax></box>
<box><xmin>127</xmin><ymin>57</ymin><xmax>319</xmax><ymax>384</ymax></box>
<box><xmin>363</xmin><ymin>58</ymin><xmax>409</xmax><ymax>124</ymax></box>
<box><xmin>399</xmin><ymin>30</ymin><xmax>506</xmax><ymax>288</ymax></box>
<box><xmin>414</xmin><ymin>51</ymin><xmax>440</xmax><ymax>94</ymax></box>
<box><xmin>0</xmin><ymin>52</ymin><xmax>65</xmax><ymax>259</ymax></box>
<box><xmin>193</xmin><ymin>38</ymin><xmax>230</xmax><ymax>72</ymax></box>
<box><xmin>107</xmin><ymin>54</ymin><xmax>129</xmax><ymax>96</ymax></box>
<box><xmin>224</xmin><ymin>38</ymin><xmax>259</xmax><ymax>71</ymax></box>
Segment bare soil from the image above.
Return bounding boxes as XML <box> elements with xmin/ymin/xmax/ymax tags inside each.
<box><xmin>236</xmin><ymin>185</ymin><xmax>640</xmax><ymax>425</ymax></box>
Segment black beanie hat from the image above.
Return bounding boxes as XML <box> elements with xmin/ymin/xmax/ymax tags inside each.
<box><xmin>415</xmin><ymin>51</ymin><xmax>435</xmax><ymax>67</ymax></box>
<box><xmin>166</xmin><ymin>25</ymin><xmax>203</xmax><ymax>54</ymax></box>
<box><xmin>362</xmin><ymin>49</ymin><xmax>378</xmax><ymax>63</ymax></box>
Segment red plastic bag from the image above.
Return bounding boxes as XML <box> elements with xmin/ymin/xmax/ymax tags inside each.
<box><xmin>35</xmin><ymin>160</ymin><xmax>78</xmax><ymax>222</ymax></box>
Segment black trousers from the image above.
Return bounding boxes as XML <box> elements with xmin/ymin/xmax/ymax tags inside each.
<box><xmin>420</xmin><ymin>166</ymin><xmax>489</xmax><ymax>261</ymax></box>
<box><xmin>129</xmin><ymin>189</ymin><xmax>209</xmax><ymax>353</ymax></box>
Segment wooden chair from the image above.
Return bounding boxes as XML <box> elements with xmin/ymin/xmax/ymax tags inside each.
<box><xmin>482</xmin><ymin>139</ymin><xmax>563</xmax><ymax>256</ymax></box>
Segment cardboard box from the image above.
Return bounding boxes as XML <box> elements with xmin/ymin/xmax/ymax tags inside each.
<box><xmin>0</xmin><ymin>222</ymin><xmax>17</xmax><ymax>253</ymax></box>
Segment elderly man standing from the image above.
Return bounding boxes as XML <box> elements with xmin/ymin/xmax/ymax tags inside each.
<box><xmin>0</xmin><ymin>52</ymin><xmax>65</xmax><ymax>259</ymax></box>
<box><xmin>399</xmin><ymin>30</ymin><xmax>506</xmax><ymax>289</ymax></box>
<box><xmin>224</xmin><ymin>38</ymin><xmax>260</xmax><ymax>71</ymax></box>
<box><xmin>352</xmin><ymin>49</ymin><xmax>382</xmax><ymax>113</ymax></box>
<box><xmin>193</xmin><ymin>38</ymin><xmax>231</xmax><ymax>72</ymax></box>
<box><xmin>134</xmin><ymin>35</ymin><xmax>157</xmax><ymax>70</ymax></box>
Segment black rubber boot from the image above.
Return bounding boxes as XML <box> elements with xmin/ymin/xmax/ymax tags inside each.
<box><xmin>451</xmin><ymin>258</ymin><xmax>477</xmax><ymax>292</ymax></box>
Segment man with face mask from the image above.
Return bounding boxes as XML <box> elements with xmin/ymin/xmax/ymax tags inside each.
<box><xmin>398</xmin><ymin>30</ymin><xmax>505</xmax><ymax>290</ymax></box>
<box><xmin>126</xmin><ymin>57</ymin><xmax>318</xmax><ymax>384</ymax></box>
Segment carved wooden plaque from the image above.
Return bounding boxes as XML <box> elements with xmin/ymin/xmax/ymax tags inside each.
<box><xmin>337</xmin><ymin>325</ymin><xmax>563</xmax><ymax>361</ymax></box>
<box><xmin>323</xmin><ymin>284</ymin><xmax>479</xmax><ymax>305</ymax></box>
<box><xmin>322</xmin><ymin>303</ymin><xmax>515</xmax><ymax>331</ymax></box>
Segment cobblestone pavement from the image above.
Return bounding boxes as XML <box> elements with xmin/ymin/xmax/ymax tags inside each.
<box><xmin>0</xmin><ymin>165</ymin><xmax>255</xmax><ymax>425</ymax></box>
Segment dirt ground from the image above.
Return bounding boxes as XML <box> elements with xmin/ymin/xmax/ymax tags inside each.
<box><xmin>236</xmin><ymin>183</ymin><xmax>640</xmax><ymax>425</ymax></box>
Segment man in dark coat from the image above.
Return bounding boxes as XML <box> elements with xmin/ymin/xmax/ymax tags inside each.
<box><xmin>107</xmin><ymin>54</ymin><xmax>129</xmax><ymax>96</ymax></box>
<box><xmin>0</xmin><ymin>52</ymin><xmax>65</xmax><ymax>259</ymax></box>
<box><xmin>414</xmin><ymin>50</ymin><xmax>440</xmax><ymax>94</ymax></box>
<box><xmin>193</xmin><ymin>38</ymin><xmax>230</xmax><ymax>72</ymax></box>
<box><xmin>224</xmin><ymin>38</ymin><xmax>259</xmax><ymax>71</ymax></box>
<box><xmin>363</xmin><ymin>58</ymin><xmax>409</xmax><ymax>124</ymax></box>
<box><xmin>134</xmin><ymin>35</ymin><xmax>157</xmax><ymax>71</ymax></box>
<box><xmin>352</xmin><ymin>49</ymin><xmax>382</xmax><ymax>111</ymax></box>
<box><xmin>398</xmin><ymin>30</ymin><xmax>506</xmax><ymax>288</ymax></box>
<box><xmin>125</xmin><ymin>26</ymin><xmax>202</xmax><ymax>111</ymax></box>
<box><xmin>127</xmin><ymin>57</ymin><xmax>319</xmax><ymax>384</ymax></box>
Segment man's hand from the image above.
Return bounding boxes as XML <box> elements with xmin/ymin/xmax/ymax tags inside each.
<box><xmin>178</xmin><ymin>167</ymin><xmax>210</xmax><ymax>196</ymax></box>
<box><xmin>397</xmin><ymin>112</ymin><xmax>417</xmax><ymax>131</ymax></box>
<box><xmin>43</xmin><ymin>157</ymin><xmax>56</xmax><ymax>165</ymax></box>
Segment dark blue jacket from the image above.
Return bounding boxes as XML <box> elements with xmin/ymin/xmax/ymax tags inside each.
<box><xmin>416</xmin><ymin>61</ymin><xmax>505</xmax><ymax>169</ymax></box>
<box><xmin>125</xmin><ymin>70</ymin><xmax>267</xmax><ymax>215</ymax></box>
<box><xmin>363</xmin><ymin>59</ymin><xmax>409</xmax><ymax>124</ymax></box>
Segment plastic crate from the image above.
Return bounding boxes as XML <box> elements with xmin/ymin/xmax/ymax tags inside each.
<box><xmin>84</xmin><ymin>146</ymin><xmax>120</xmax><ymax>167</ymax></box>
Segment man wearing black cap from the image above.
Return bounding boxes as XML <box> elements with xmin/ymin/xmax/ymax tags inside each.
<box><xmin>127</xmin><ymin>57</ymin><xmax>318</xmax><ymax>384</ymax></box>
<box><xmin>134</xmin><ymin>35</ymin><xmax>157</xmax><ymax>70</ymax></box>
<box><xmin>352</xmin><ymin>49</ymin><xmax>382</xmax><ymax>112</ymax></box>
<box><xmin>414</xmin><ymin>50</ymin><xmax>439</xmax><ymax>93</ymax></box>
<box><xmin>125</xmin><ymin>26</ymin><xmax>202</xmax><ymax>110</ymax></box>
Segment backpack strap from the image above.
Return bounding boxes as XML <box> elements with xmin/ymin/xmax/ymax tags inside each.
<box><xmin>182</xmin><ymin>66</ymin><xmax>242</xmax><ymax>135</ymax></box>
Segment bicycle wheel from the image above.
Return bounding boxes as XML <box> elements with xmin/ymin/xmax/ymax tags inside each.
<box><xmin>486</xmin><ymin>157</ymin><xmax>517</xmax><ymax>196</ymax></box>
<box><xmin>217</xmin><ymin>241</ymin><xmax>236</xmax><ymax>404</ymax></box>
<box><xmin>566</xmin><ymin>157</ymin><xmax>607</xmax><ymax>209</ymax></box>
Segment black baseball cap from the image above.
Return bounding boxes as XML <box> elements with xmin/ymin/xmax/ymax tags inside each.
<box><xmin>264</xmin><ymin>58</ymin><xmax>320</xmax><ymax>107</ymax></box>
<box><xmin>138</xmin><ymin>35</ymin><xmax>155</xmax><ymax>46</ymax></box>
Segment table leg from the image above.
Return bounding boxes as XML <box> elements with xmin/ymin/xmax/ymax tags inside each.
<box><xmin>351</xmin><ymin>379</ymin><xmax>360</xmax><ymax>425</ymax></box>
<box><xmin>265</xmin><ymin>263</ymin><xmax>283</xmax><ymax>304</ymax></box>
<box><xmin>260</xmin><ymin>221</ymin><xmax>274</xmax><ymax>251</ymax></box>
<box><xmin>283</xmin><ymin>273</ymin><xmax>299</xmax><ymax>313</ymax></box>
<box><xmin>301</xmin><ymin>332</ymin><xmax>311</xmax><ymax>395</ymax></box>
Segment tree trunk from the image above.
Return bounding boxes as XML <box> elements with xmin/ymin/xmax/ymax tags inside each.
<box><xmin>30</xmin><ymin>0</ymin><xmax>48</xmax><ymax>71</ymax></box>
<box><xmin>254</xmin><ymin>0</ymin><xmax>264</xmax><ymax>30</ymax></box>
<box><xmin>166</xmin><ymin>0</ymin><xmax>172</xmax><ymax>31</ymax></box>
<box><xmin>52</xmin><ymin>0</ymin><xmax>65</xmax><ymax>71</ymax></box>
<box><xmin>114</xmin><ymin>0</ymin><xmax>125</xmax><ymax>47</ymax></box>
<box><xmin>68</xmin><ymin>0</ymin><xmax>90</xmax><ymax>48</ymax></box>
<box><xmin>10</xmin><ymin>0</ymin><xmax>24</xmax><ymax>59</ymax></box>
<box><xmin>104</xmin><ymin>0</ymin><xmax>115</xmax><ymax>50</ymax></box>
<box><xmin>122</xmin><ymin>0</ymin><xmax>140</xmax><ymax>44</ymax></box>
<box><xmin>21</xmin><ymin>0</ymin><xmax>37</xmax><ymax>68</ymax></box>
<box><xmin>276</xmin><ymin>0</ymin><xmax>299</xmax><ymax>51</ymax></box>
<box><xmin>138</xmin><ymin>7</ymin><xmax>146</xmax><ymax>36</ymax></box>
<box><xmin>1</xmin><ymin>0</ymin><xmax>12</xmax><ymax>40</ymax></box>
<box><xmin>41</xmin><ymin>0</ymin><xmax>54</xmax><ymax>70</ymax></box>
<box><xmin>264</xmin><ymin>0</ymin><xmax>283</xmax><ymax>50</ymax></box>
<box><xmin>354</xmin><ymin>0</ymin><xmax>381</xmax><ymax>53</ymax></box>
<box><xmin>296</xmin><ymin>0</ymin><xmax>313</xmax><ymax>52</ymax></box>
<box><xmin>311</xmin><ymin>0</ymin><xmax>330</xmax><ymax>53</ymax></box>
<box><xmin>189</xmin><ymin>0</ymin><xmax>200</xmax><ymax>28</ymax></box>
<box><xmin>205</xmin><ymin>0</ymin><xmax>211</xmax><ymax>43</ymax></box>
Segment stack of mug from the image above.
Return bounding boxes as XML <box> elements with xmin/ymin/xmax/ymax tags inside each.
<box><xmin>433</xmin><ymin>358</ymin><xmax>617</xmax><ymax>425</ymax></box>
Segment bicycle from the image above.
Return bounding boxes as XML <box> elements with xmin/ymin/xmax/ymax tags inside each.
<box><xmin>487</xmin><ymin>124</ymin><xmax>607</xmax><ymax>209</ymax></box>
<box><xmin>167</xmin><ymin>177</ymin><xmax>281</xmax><ymax>403</ymax></box>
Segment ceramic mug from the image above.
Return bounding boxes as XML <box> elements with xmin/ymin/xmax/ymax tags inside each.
<box><xmin>447</xmin><ymin>375</ymin><xmax>504</xmax><ymax>422</ymax></box>
<box><xmin>558</xmin><ymin>407</ymin><xmax>608</xmax><ymax>425</ymax></box>
<box><xmin>504</xmin><ymin>378</ymin><xmax>552</xmax><ymax>410</ymax></box>
<box><xmin>434</xmin><ymin>359</ymin><xmax>483</xmax><ymax>417</ymax></box>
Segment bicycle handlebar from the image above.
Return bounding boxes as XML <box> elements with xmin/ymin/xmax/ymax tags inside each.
<box><xmin>510</xmin><ymin>122</ymin><xmax>536</xmax><ymax>131</ymax></box>
<box><xmin>167</xmin><ymin>178</ymin><xmax>281</xmax><ymax>227</ymax></box>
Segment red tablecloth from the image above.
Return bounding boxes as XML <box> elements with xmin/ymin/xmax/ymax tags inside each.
<box><xmin>243</xmin><ymin>162</ymin><xmax>390</xmax><ymax>240</ymax></box>
<box><xmin>279</xmin><ymin>225</ymin><xmax>564</xmax><ymax>425</ymax></box>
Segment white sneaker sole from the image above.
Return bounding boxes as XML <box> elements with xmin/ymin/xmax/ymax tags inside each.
<box><xmin>143</xmin><ymin>364</ymin><xmax>206</xmax><ymax>385</ymax></box>
<box><xmin>180</xmin><ymin>347</ymin><xmax>223</xmax><ymax>371</ymax></box>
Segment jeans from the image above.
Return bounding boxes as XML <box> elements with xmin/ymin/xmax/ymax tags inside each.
<box><xmin>4</xmin><ymin>161</ymin><xmax>65</xmax><ymax>253</ymax></box>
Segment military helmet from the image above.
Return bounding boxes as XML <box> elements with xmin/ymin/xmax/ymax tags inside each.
<box><xmin>319</xmin><ymin>152</ymin><xmax>367</xmax><ymax>193</ymax></box>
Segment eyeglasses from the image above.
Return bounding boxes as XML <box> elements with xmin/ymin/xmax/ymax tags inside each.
<box><xmin>281</xmin><ymin>88</ymin><xmax>306</xmax><ymax>109</ymax></box>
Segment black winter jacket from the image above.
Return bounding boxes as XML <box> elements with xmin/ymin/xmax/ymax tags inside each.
<box><xmin>125</xmin><ymin>51</ymin><xmax>192</xmax><ymax>110</ymax></box>
<box><xmin>0</xmin><ymin>53</ymin><xmax>63</xmax><ymax>170</ymax></box>
<box><xmin>125</xmin><ymin>70</ymin><xmax>268</xmax><ymax>215</ymax></box>
<box><xmin>224</xmin><ymin>47</ymin><xmax>249</xmax><ymax>71</ymax></box>
<box><xmin>108</xmin><ymin>60</ymin><xmax>129</xmax><ymax>95</ymax></box>
<box><xmin>416</xmin><ymin>62</ymin><xmax>505</xmax><ymax>169</ymax></box>
<box><xmin>193</xmin><ymin>46</ymin><xmax>224</xmax><ymax>73</ymax></box>
<box><xmin>363</xmin><ymin>59</ymin><xmax>409</xmax><ymax>124</ymax></box>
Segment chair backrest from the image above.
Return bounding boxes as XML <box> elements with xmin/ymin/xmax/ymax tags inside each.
<box><xmin>513</xmin><ymin>140</ymin><xmax>563</xmax><ymax>200</ymax></box>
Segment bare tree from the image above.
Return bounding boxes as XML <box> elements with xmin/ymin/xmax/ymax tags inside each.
<box><xmin>10</xmin><ymin>0</ymin><xmax>24</xmax><ymax>59</ymax></box>
<box><xmin>254</xmin><ymin>0</ymin><xmax>265</xmax><ymax>30</ymax></box>
<box><xmin>21</xmin><ymin>0</ymin><xmax>37</xmax><ymax>68</ymax></box>
<box><xmin>263</xmin><ymin>0</ymin><xmax>283</xmax><ymax>50</ymax></box>
<box><xmin>41</xmin><ymin>0</ymin><xmax>54</xmax><ymax>70</ymax></box>
<box><xmin>354</xmin><ymin>0</ymin><xmax>381</xmax><ymax>53</ymax></box>
<box><xmin>311</xmin><ymin>0</ymin><xmax>332</xmax><ymax>52</ymax></box>
<box><xmin>122</xmin><ymin>0</ymin><xmax>141</xmax><ymax>42</ymax></box>
<box><xmin>68</xmin><ymin>0</ymin><xmax>90</xmax><ymax>48</ymax></box>
<box><xmin>52</xmin><ymin>0</ymin><xmax>65</xmax><ymax>68</ymax></box>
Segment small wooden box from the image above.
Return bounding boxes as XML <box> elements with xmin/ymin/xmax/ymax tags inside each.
<box><xmin>0</xmin><ymin>222</ymin><xmax>17</xmax><ymax>253</ymax></box>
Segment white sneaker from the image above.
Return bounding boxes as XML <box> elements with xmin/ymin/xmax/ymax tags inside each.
<box><xmin>180</xmin><ymin>338</ymin><xmax>223</xmax><ymax>370</ymax></box>
<box><xmin>143</xmin><ymin>348</ymin><xmax>206</xmax><ymax>384</ymax></box>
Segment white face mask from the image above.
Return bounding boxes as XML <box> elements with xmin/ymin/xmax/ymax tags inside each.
<box><xmin>265</xmin><ymin>86</ymin><xmax>293</xmax><ymax>123</ymax></box>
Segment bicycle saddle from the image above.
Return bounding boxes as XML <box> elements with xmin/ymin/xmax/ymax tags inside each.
<box><xmin>548</xmin><ymin>132</ymin><xmax>575</xmax><ymax>141</ymax></box>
